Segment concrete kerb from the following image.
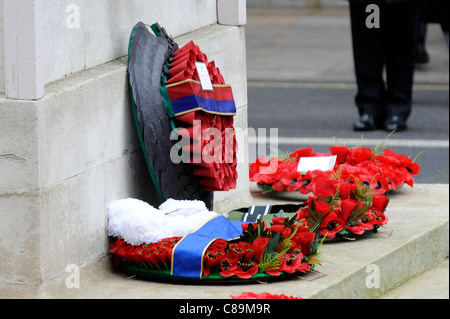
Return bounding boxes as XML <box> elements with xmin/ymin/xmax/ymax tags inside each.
<box><xmin>16</xmin><ymin>183</ymin><xmax>448</xmax><ymax>299</ymax></box>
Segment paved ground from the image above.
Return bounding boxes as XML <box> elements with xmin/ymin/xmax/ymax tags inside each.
<box><xmin>246</xmin><ymin>8</ymin><xmax>449</xmax><ymax>185</ymax></box>
<box><xmin>245</xmin><ymin>7</ymin><xmax>449</xmax><ymax>299</ymax></box>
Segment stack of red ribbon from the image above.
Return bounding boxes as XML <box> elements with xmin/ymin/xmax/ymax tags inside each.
<box><xmin>164</xmin><ymin>41</ymin><xmax>238</xmax><ymax>192</ymax></box>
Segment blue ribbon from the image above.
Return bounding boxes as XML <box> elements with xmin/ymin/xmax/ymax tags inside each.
<box><xmin>171</xmin><ymin>215</ymin><xmax>244</xmax><ymax>279</ymax></box>
<box><xmin>171</xmin><ymin>94</ymin><xmax>237</xmax><ymax>116</ymax></box>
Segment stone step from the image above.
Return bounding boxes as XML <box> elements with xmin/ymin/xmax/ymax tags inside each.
<box><xmin>379</xmin><ymin>258</ymin><xmax>449</xmax><ymax>299</ymax></box>
<box><xmin>6</xmin><ymin>183</ymin><xmax>445</xmax><ymax>299</ymax></box>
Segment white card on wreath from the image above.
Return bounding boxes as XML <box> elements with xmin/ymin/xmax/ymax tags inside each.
<box><xmin>297</xmin><ymin>155</ymin><xmax>337</xmax><ymax>174</ymax></box>
<box><xmin>195</xmin><ymin>61</ymin><xmax>214</xmax><ymax>91</ymax></box>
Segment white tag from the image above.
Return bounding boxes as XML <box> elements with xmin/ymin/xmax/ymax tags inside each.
<box><xmin>195</xmin><ymin>62</ymin><xmax>213</xmax><ymax>91</ymax></box>
<box><xmin>297</xmin><ymin>155</ymin><xmax>337</xmax><ymax>174</ymax></box>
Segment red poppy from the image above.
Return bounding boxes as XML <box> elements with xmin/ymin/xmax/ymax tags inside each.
<box><xmin>296</xmin><ymin>206</ymin><xmax>310</xmax><ymax>222</ymax></box>
<box><xmin>397</xmin><ymin>153</ymin><xmax>421</xmax><ymax>175</ymax></box>
<box><xmin>385</xmin><ymin>168</ymin><xmax>406</xmax><ymax>190</ymax></box>
<box><xmin>290</xmin><ymin>147</ymin><xmax>314</xmax><ymax>160</ymax></box>
<box><xmin>231</xmin><ymin>292</ymin><xmax>303</xmax><ymax>299</ymax></box>
<box><xmin>280</xmin><ymin>253</ymin><xmax>303</xmax><ymax>273</ymax></box>
<box><xmin>371</xmin><ymin>195</ymin><xmax>389</xmax><ymax>213</ymax></box>
<box><xmin>338</xmin><ymin>181</ymin><xmax>358</xmax><ymax>200</ymax></box>
<box><xmin>374</xmin><ymin>153</ymin><xmax>401</xmax><ymax>167</ymax></box>
<box><xmin>252</xmin><ymin>237</ymin><xmax>270</xmax><ymax>262</ymax></box>
<box><xmin>229</xmin><ymin>245</ymin><xmax>246</xmax><ymax>259</ymax></box>
<box><xmin>345</xmin><ymin>211</ymin><xmax>377</xmax><ymax>235</ymax></box>
<box><xmin>292</xmin><ymin>232</ymin><xmax>316</xmax><ymax>256</ymax></box>
<box><xmin>280</xmin><ymin>169</ymin><xmax>303</xmax><ymax>192</ymax></box>
<box><xmin>234</xmin><ymin>260</ymin><xmax>259</xmax><ymax>279</ymax></box>
<box><xmin>319</xmin><ymin>211</ymin><xmax>344</xmax><ymax>238</ymax></box>
<box><xmin>269</xmin><ymin>224</ymin><xmax>292</xmax><ymax>238</ymax></box>
<box><xmin>154</xmin><ymin>248</ymin><xmax>169</xmax><ymax>264</ymax></box>
<box><xmin>211</xmin><ymin>238</ymin><xmax>228</xmax><ymax>250</ymax></box>
<box><xmin>330</xmin><ymin>145</ymin><xmax>350</xmax><ymax>164</ymax></box>
<box><xmin>271</xmin><ymin>217</ymin><xmax>288</xmax><ymax>226</ymax></box>
<box><xmin>373</xmin><ymin>210</ymin><xmax>389</xmax><ymax>226</ymax></box>
<box><xmin>313</xmin><ymin>199</ymin><xmax>331</xmax><ymax>217</ymax></box>
<box><xmin>295</xmin><ymin>261</ymin><xmax>311</xmax><ymax>273</ymax></box>
<box><xmin>249</xmin><ymin>155</ymin><xmax>280</xmax><ymax>184</ymax></box>
<box><xmin>219</xmin><ymin>255</ymin><xmax>240</xmax><ymax>277</ymax></box>
<box><xmin>347</xmin><ymin>147</ymin><xmax>373</xmax><ymax>165</ymax></box>
<box><xmin>340</xmin><ymin>198</ymin><xmax>359</xmax><ymax>224</ymax></box>
<box><xmin>242</xmin><ymin>221</ymin><xmax>267</xmax><ymax>236</ymax></box>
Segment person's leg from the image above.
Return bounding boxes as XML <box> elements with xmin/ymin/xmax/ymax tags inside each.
<box><xmin>349</xmin><ymin>1</ymin><xmax>386</xmax><ymax>131</ymax></box>
<box><xmin>384</xmin><ymin>1</ymin><xmax>422</xmax><ymax>131</ymax></box>
<box><xmin>416</xmin><ymin>22</ymin><xmax>429</xmax><ymax>63</ymax></box>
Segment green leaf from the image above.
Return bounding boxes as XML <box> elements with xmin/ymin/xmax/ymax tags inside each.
<box><xmin>373</xmin><ymin>130</ymin><xmax>395</xmax><ymax>155</ymax></box>
<box><xmin>352</xmin><ymin>135</ymin><xmax>364</xmax><ymax>149</ymax></box>
<box><xmin>411</xmin><ymin>148</ymin><xmax>431</xmax><ymax>163</ymax></box>
<box><xmin>438</xmin><ymin>170</ymin><xmax>449</xmax><ymax>184</ymax></box>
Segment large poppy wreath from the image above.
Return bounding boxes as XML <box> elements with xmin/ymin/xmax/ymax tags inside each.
<box><xmin>250</xmin><ymin>142</ymin><xmax>421</xmax><ymax>196</ymax></box>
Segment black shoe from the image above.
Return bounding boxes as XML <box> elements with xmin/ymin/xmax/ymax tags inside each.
<box><xmin>384</xmin><ymin>115</ymin><xmax>407</xmax><ymax>132</ymax></box>
<box><xmin>353</xmin><ymin>114</ymin><xmax>378</xmax><ymax>131</ymax></box>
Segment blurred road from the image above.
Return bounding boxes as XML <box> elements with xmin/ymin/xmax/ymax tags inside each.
<box><xmin>246</xmin><ymin>8</ymin><xmax>449</xmax><ymax>184</ymax></box>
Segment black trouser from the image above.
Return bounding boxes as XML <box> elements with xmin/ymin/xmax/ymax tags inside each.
<box><xmin>349</xmin><ymin>1</ymin><xmax>422</xmax><ymax>124</ymax></box>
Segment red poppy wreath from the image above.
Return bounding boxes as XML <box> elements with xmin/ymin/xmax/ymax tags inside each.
<box><xmin>108</xmin><ymin>199</ymin><xmax>323</xmax><ymax>283</ymax></box>
<box><xmin>250</xmin><ymin>139</ymin><xmax>421</xmax><ymax>197</ymax></box>
<box><xmin>248</xmin><ymin>136</ymin><xmax>421</xmax><ymax>239</ymax></box>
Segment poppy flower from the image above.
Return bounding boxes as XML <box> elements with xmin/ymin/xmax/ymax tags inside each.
<box><xmin>292</xmin><ymin>232</ymin><xmax>316</xmax><ymax>256</ymax></box>
<box><xmin>330</xmin><ymin>145</ymin><xmax>350</xmax><ymax>164</ymax></box>
<box><xmin>251</xmin><ymin>237</ymin><xmax>270</xmax><ymax>262</ymax></box>
<box><xmin>371</xmin><ymin>195</ymin><xmax>389</xmax><ymax>213</ymax></box>
<box><xmin>340</xmin><ymin>199</ymin><xmax>359</xmax><ymax>224</ymax></box>
<box><xmin>312</xmin><ymin>199</ymin><xmax>331</xmax><ymax>217</ymax></box>
<box><xmin>280</xmin><ymin>169</ymin><xmax>303</xmax><ymax>192</ymax></box>
<box><xmin>269</xmin><ymin>224</ymin><xmax>292</xmax><ymax>238</ymax></box>
<box><xmin>290</xmin><ymin>147</ymin><xmax>314</xmax><ymax>160</ymax></box>
<box><xmin>373</xmin><ymin>210</ymin><xmax>389</xmax><ymax>226</ymax></box>
<box><xmin>154</xmin><ymin>248</ymin><xmax>169</xmax><ymax>264</ymax></box>
<box><xmin>338</xmin><ymin>181</ymin><xmax>358</xmax><ymax>200</ymax></box>
<box><xmin>234</xmin><ymin>260</ymin><xmax>259</xmax><ymax>279</ymax></box>
<box><xmin>280</xmin><ymin>253</ymin><xmax>303</xmax><ymax>273</ymax></box>
<box><xmin>230</xmin><ymin>245</ymin><xmax>246</xmax><ymax>259</ymax></box>
<box><xmin>296</xmin><ymin>261</ymin><xmax>311</xmax><ymax>273</ymax></box>
<box><xmin>347</xmin><ymin>147</ymin><xmax>373</xmax><ymax>165</ymax></box>
<box><xmin>271</xmin><ymin>217</ymin><xmax>288</xmax><ymax>226</ymax></box>
<box><xmin>374</xmin><ymin>153</ymin><xmax>401</xmax><ymax>166</ymax></box>
<box><xmin>210</xmin><ymin>239</ymin><xmax>227</xmax><ymax>251</ymax></box>
<box><xmin>231</xmin><ymin>292</ymin><xmax>303</xmax><ymax>299</ymax></box>
<box><xmin>296</xmin><ymin>207</ymin><xmax>311</xmax><ymax>223</ymax></box>
<box><xmin>395</xmin><ymin>153</ymin><xmax>420</xmax><ymax>174</ymax></box>
<box><xmin>220</xmin><ymin>255</ymin><xmax>240</xmax><ymax>277</ymax></box>
<box><xmin>385</xmin><ymin>169</ymin><xmax>406</xmax><ymax>191</ymax></box>
<box><xmin>346</xmin><ymin>211</ymin><xmax>377</xmax><ymax>235</ymax></box>
<box><xmin>319</xmin><ymin>211</ymin><xmax>344</xmax><ymax>238</ymax></box>
<box><xmin>242</xmin><ymin>221</ymin><xmax>267</xmax><ymax>235</ymax></box>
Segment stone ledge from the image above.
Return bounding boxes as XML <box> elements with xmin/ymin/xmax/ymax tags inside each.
<box><xmin>0</xmin><ymin>23</ymin><xmax>248</xmax><ymax>287</ymax></box>
<box><xmin>2</xmin><ymin>183</ymin><xmax>445</xmax><ymax>299</ymax></box>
